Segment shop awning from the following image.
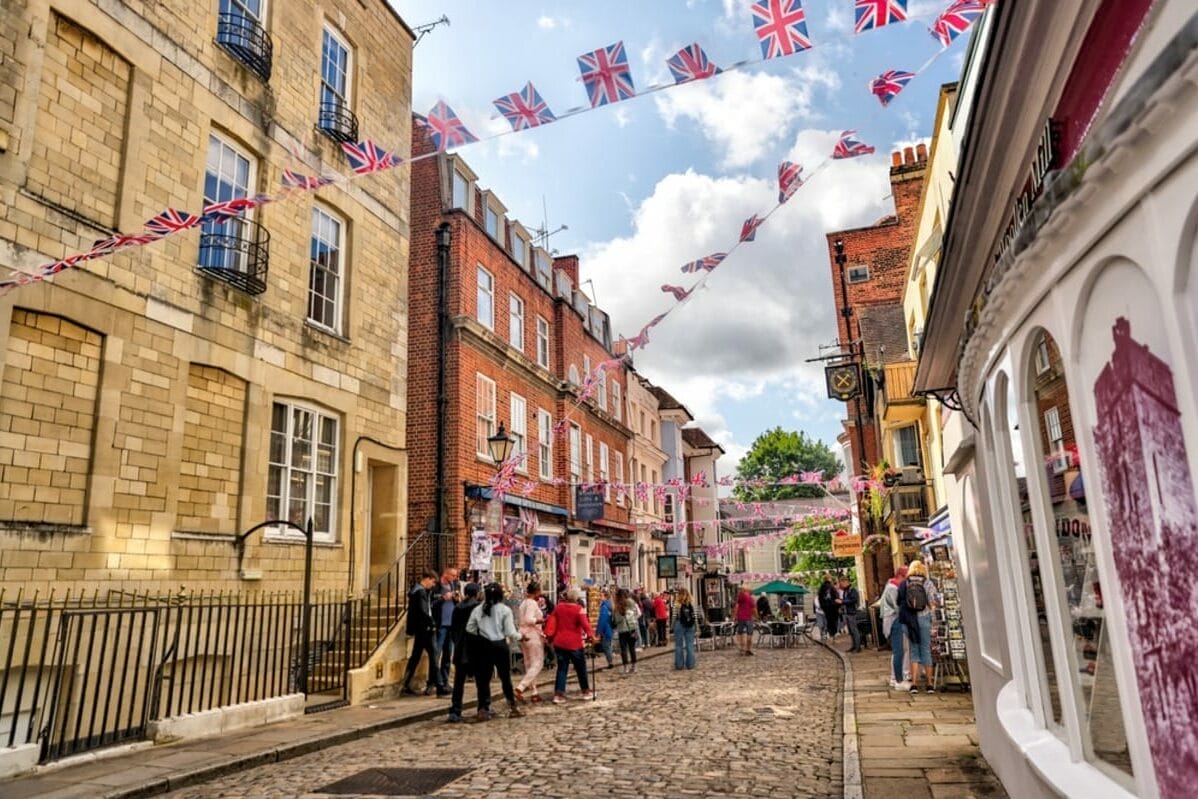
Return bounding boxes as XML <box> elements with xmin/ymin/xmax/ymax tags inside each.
<box><xmin>591</xmin><ymin>542</ymin><xmax>631</xmax><ymax>557</ymax></box>
<box><xmin>464</xmin><ymin>485</ymin><xmax>568</xmax><ymax>517</ymax></box>
<box><xmin>752</xmin><ymin>580</ymin><xmax>809</xmax><ymax>595</ymax></box>
<box><xmin>593</xmin><ymin>518</ymin><xmax>635</xmax><ymax>533</ymax></box>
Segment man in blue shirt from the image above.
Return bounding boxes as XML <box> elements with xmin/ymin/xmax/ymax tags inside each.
<box><xmin>432</xmin><ymin>567</ymin><xmax>460</xmax><ymax>695</ymax></box>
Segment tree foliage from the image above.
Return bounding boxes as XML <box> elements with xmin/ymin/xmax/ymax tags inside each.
<box><xmin>732</xmin><ymin>427</ymin><xmax>841</xmax><ymax>501</ymax></box>
<box><xmin>783</xmin><ymin>527</ymin><xmax>855</xmax><ymax>591</ymax></box>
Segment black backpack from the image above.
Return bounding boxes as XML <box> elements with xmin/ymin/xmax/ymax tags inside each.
<box><xmin>906</xmin><ymin>576</ymin><xmax>929</xmax><ymax>612</ymax></box>
<box><xmin>678</xmin><ymin>603</ymin><xmax>696</xmax><ymax>628</ymax></box>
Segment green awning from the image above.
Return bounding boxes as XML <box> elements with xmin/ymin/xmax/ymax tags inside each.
<box><xmin>752</xmin><ymin>580</ymin><xmax>809</xmax><ymax>595</ymax></box>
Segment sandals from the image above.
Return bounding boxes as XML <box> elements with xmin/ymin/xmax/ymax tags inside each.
<box><xmin>514</xmin><ymin>687</ymin><xmax>526</xmax><ymax>704</ymax></box>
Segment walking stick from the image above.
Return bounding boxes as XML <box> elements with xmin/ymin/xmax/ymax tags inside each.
<box><xmin>589</xmin><ymin>641</ymin><xmax>597</xmax><ymax>701</ymax></box>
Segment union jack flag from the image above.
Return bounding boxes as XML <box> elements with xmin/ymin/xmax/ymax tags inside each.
<box><xmin>832</xmin><ymin>130</ymin><xmax>876</xmax><ymax>159</ymax></box>
<box><xmin>778</xmin><ymin>160</ymin><xmax>804</xmax><ymax>203</ymax></box>
<box><xmin>740</xmin><ymin>214</ymin><xmax>764</xmax><ymax>242</ymax></box>
<box><xmin>87</xmin><ymin>231</ymin><xmax>160</xmax><ymax>257</ymax></box>
<box><xmin>493</xmin><ymin>82</ymin><xmax>557</xmax><ymax>131</ymax></box>
<box><xmin>341</xmin><ymin>139</ymin><xmax>403</xmax><ymax>174</ymax></box>
<box><xmin>577</xmin><ymin>42</ymin><xmax>636</xmax><ymax>108</ymax></box>
<box><xmin>751</xmin><ymin>0</ymin><xmax>812</xmax><ymax>60</ymax></box>
<box><xmin>281</xmin><ymin>170</ymin><xmax>335</xmax><ymax>191</ymax></box>
<box><xmin>201</xmin><ymin>196</ymin><xmax>261</xmax><ymax>221</ymax></box>
<box><xmin>423</xmin><ymin>101</ymin><xmax>478</xmax><ymax>151</ymax></box>
<box><xmin>661</xmin><ymin>284</ymin><xmax>693</xmax><ymax>302</ymax></box>
<box><xmin>854</xmin><ymin>0</ymin><xmax>907</xmax><ymax>33</ymax></box>
<box><xmin>929</xmin><ymin>0</ymin><xmax>989</xmax><ymax>47</ymax></box>
<box><xmin>144</xmin><ymin>208</ymin><xmax>201</xmax><ymax>235</ymax></box>
<box><xmin>666</xmin><ymin>43</ymin><xmax>722</xmax><ymax>84</ymax></box>
<box><xmin>869</xmin><ymin>69</ymin><xmax>915</xmax><ymax>106</ymax></box>
<box><xmin>680</xmin><ymin>252</ymin><xmax>727</xmax><ymax>274</ymax></box>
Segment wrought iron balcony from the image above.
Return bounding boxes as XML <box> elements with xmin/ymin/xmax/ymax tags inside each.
<box><xmin>197</xmin><ymin>216</ymin><xmax>270</xmax><ymax>295</ymax></box>
<box><xmin>318</xmin><ymin>101</ymin><xmax>359</xmax><ymax>144</ymax></box>
<box><xmin>215</xmin><ymin>12</ymin><xmax>273</xmax><ymax>82</ymax></box>
<box><xmin>885</xmin><ymin>481</ymin><xmax>933</xmax><ymax>531</ymax></box>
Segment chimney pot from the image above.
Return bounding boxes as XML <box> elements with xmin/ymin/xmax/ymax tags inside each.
<box><xmin>903</xmin><ymin>146</ymin><xmax>915</xmax><ymax>165</ymax></box>
<box><xmin>916</xmin><ymin>143</ymin><xmax>928</xmax><ymax>162</ymax></box>
<box><xmin>891</xmin><ymin>151</ymin><xmax>902</xmax><ymax>167</ymax></box>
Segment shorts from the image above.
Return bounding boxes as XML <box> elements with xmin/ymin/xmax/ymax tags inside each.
<box><xmin>908</xmin><ymin>615</ymin><xmax>933</xmax><ymax>666</ymax></box>
<box><xmin>735</xmin><ymin>620</ymin><xmax>754</xmax><ymax>635</ymax></box>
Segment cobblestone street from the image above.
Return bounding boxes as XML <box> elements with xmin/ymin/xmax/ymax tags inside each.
<box><xmin>162</xmin><ymin>644</ymin><xmax>842</xmax><ymax>798</ymax></box>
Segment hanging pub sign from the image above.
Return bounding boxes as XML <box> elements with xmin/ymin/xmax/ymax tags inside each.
<box><xmin>657</xmin><ymin>555</ymin><xmax>678</xmax><ymax>578</ymax></box>
<box><xmin>825</xmin><ymin>362</ymin><xmax>861</xmax><ymax>401</ymax></box>
<box><xmin>691</xmin><ymin>552</ymin><xmax>708</xmax><ymax>571</ymax></box>
<box><xmin>831</xmin><ymin>530</ymin><xmax>863</xmax><ymax>558</ymax></box>
<box><xmin>575</xmin><ymin>486</ymin><xmax>605</xmax><ymax>522</ymax></box>
<box><xmin>609</xmin><ymin>550</ymin><xmax>631</xmax><ymax>568</ymax></box>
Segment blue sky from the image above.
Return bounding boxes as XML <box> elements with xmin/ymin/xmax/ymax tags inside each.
<box><xmin>389</xmin><ymin>0</ymin><xmax>965</xmax><ymax>476</ymax></box>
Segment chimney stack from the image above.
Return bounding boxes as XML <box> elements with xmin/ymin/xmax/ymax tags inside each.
<box><xmin>891</xmin><ymin>151</ymin><xmax>902</xmax><ymax>167</ymax></box>
<box><xmin>553</xmin><ymin>254</ymin><xmax>579</xmax><ymax>286</ymax></box>
<box><xmin>916</xmin><ymin>142</ymin><xmax>928</xmax><ymax>162</ymax></box>
<box><xmin>903</xmin><ymin>146</ymin><xmax>915</xmax><ymax>165</ymax></box>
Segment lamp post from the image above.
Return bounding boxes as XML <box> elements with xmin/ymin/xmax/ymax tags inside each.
<box><xmin>487</xmin><ymin>421</ymin><xmax>515</xmax><ymax>466</ymax></box>
<box><xmin>234</xmin><ymin>518</ymin><xmax>314</xmax><ymax>694</ymax></box>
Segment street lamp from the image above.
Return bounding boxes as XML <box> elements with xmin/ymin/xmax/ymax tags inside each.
<box><xmin>487</xmin><ymin>421</ymin><xmax>515</xmax><ymax>465</ymax></box>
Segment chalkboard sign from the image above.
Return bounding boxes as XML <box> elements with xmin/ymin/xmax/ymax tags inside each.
<box><xmin>609</xmin><ymin>551</ymin><xmax>631</xmax><ymax>568</ymax></box>
<box><xmin>575</xmin><ymin>486</ymin><xmax>605</xmax><ymax>521</ymax></box>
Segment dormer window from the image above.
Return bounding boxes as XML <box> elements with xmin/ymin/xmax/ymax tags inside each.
<box><xmin>511</xmin><ymin>232</ymin><xmax>529</xmax><ymax>269</ymax></box>
<box><xmin>452</xmin><ymin>169</ymin><xmax>470</xmax><ymax>210</ymax></box>
<box><xmin>485</xmin><ymin>206</ymin><xmax>500</xmax><ymax>240</ymax></box>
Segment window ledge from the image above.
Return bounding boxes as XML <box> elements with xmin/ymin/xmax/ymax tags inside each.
<box><xmin>304</xmin><ymin>320</ymin><xmax>351</xmax><ymax>345</ymax></box>
<box><xmin>261</xmin><ymin>532</ymin><xmax>342</xmax><ymax>547</ymax></box>
<box><xmin>0</xmin><ymin>522</ymin><xmax>91</xmax><ymax>537</ymax></box>
<box><xmin>995</xmin><ymin>681</ymin><xmax>1136</xmax><ymax>799</ymax></box>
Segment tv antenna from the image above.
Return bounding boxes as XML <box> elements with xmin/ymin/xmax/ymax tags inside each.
<box><xmin>531</xmin><ymin>196</ymin><xmax>568</xmax><ymax>253</ymax></box>
<box><xmin>412</xmin><ymin>15</ymin><xmax>449</xmax><ymax>47</ymax></box>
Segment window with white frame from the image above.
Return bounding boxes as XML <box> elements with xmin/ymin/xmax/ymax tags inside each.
<box><xmin>640</xmin><ymin>463</ymin><xmax>649</xmax><ymax>511</ymax></box>
<box><xmin>320</xmin><ymin>27</ymin><xmax>352</xmax><ymax>113</ymax></box>
<box><xmin>511</xmin><ymin>235</ymin><xmax>528</xmax><ymax>269</ymax></box>
<box><xmin>615</xmin><ymin>451</ymin><xmax>624</xmax><ymax>506</ymax></box>
<box><xmin>535</xmin><ymin>316</ymin><xmax>550</xmax><ymax>369</ymax></box>
<box><xmin>267</xmin><ymin>401</ymin><xmax>339</xmax><ymax>542</ymax></box>
<box><xmin>599</xmin><ymin>443</ymin><xmax>610</xmax><ymax>501</ymax></box>
<box><xmin>485</xmin><ymin>205</ymin><xmax>500</xmax><ymax>240</ymax></box>
<box><xmin>476</xmin><ymin>266</ymin><xmax>494</xmax><ymax>330</ymax></box>
<box><xmin>308</xmin><ymin>206</ymin><xmax>345</xmax><ymax>332</ymax></box>
<box><xmin>585</xmin><ymin>434</ymin><xmax>594</xmax><ymax>483</ymax></box>
<box><xmin>639</xmin><ymin>409</ymin><xmax>646</xmax><ymax>436</ymax></box>
<box><xmin>1035</xmin><ymin>337</ymin><xmax>1051</xmax><ymax>374</ymax></box>
<box><xmin>596</xmin><ymin>367</ymin><xmax>607</xmax><ymax>410</ymax></box>
<box><xmin>847</xmin><ymin>264</ymin><xmax>870</xmax><ymax>283</ymax></box>
<box><xmin>510</xmin><ymin>393</ymin><xmax>527</xmax><ymax>470</ymax></box>
<box><xmin>568</xmin><ymin>364</ymin><xmax>580</xmax><ymax>385</ymax></box>
<box><xmin>475</xmin><ymin>373</ymin><xmax>496</xmax><ymax>458</ymax></box>
<box><xmin>583</xmin><ymin>355</ymin><xmax>591</xmax><ymax>386</ymax></box>
<box><xmin>589</xmin><ymin>555</ymin><xmax>612</xmax><ymax>587</ymax></box>
<box><xmin>1044</xmin><ymin>406</ymin><xmax>1066</xmax><ymax>472</ymax></box>
<box><xmin>611</xmin><ymin>381</ymin><xmax>622</xmax><ymax>421</ymax></box>
<box><xmin>200</xmin><ymin>133</ymin><xmax>255</xmax><ymax>273</ymax></box>
<box><xmin>508</xmin><ymin>293</ymin><xmax>524</xmax><ymax>352</ymax></box>
<box><xmin>894</xmin><ymin>425</ymin><xmax>922</xmax><ymax>469</ymax></box>
<box><xmin>452</xmin><ymin>169</ymin><xmax>470</xmax><ymax>211</ymax></box>
<box><xmin>651</xmin><ymin>468</ymin><xmax>658</xmax><ymax>513</ymax></box>
<box><xmin>569</xmin><ymin>425</ymin><xmax>581</xmax><ymax>481</ymax></box>
<box><xmin>537</xmin><ymin>409</ymin><xmax>552</xmax><ymax>480</ymax></box>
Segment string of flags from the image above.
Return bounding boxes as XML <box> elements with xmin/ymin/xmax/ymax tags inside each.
<box><xmin>726</xmin><ymin>569</ymin><xmax>847</xmax><ymax>584</ymax></box>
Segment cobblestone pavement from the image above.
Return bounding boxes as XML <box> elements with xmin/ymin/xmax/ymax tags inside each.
<box><xmin>162</xmin><ymin>643</ymin><xmax>843</xmax><ymax>799</ymax></box>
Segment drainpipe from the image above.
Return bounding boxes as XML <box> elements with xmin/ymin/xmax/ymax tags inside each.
<box><xmin>435</xmin><ymin>222</ymin><xmax>452</xmax><ymax>572</ymax></box>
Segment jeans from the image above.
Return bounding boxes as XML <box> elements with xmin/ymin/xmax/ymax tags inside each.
<box><xmin>402</xmin><ymin>629</ymin><xmax>443</xmax><ymax>690</ymax></box>
<box><xmin>909</xmin><ymin>614</ymin><xmax>933</xmax><ymax>666</ymax></box>
<box><xmin>449</xmin><ymin>649</ymin><xmax>470</xmax><ymax>716</ymax></box>
<box><xmin>845</xmin><ymin>610</ymin><xmax>863</xmax><ymax>651</ymax></box>
<box><xmin>618</xmin><ymin>631</ymin><xmax>637</xmax><ymax>666</ymax></box>
<box><xmin>656</xmin><ymin>619</ymin><xmax>668</xmax><ymax>646</ymax></box>
<box><xmin>638</xmin><ymin>617</ymin><xmax>648</xmax><ymax>645</ymax></box>
<box><xmin>554</xmin><ymin>647</ymin><xmax>589</xmax><ymax>694</ymax></box>
<box><xmin>436</xmin><ymin>626</ymin><xmax>453</xmax><ymax>688</ymax></box>
<box><xmin>888</xmin><ymin>619</ymin><xmax>905</xmax><ymax>682</ymax></box>
<box><xmin>598</xmin><ymin>635</ymin><xmax>614</xmax><ymax>666</ymax></box>
<box><xmin>472</xmin><ymin>638</ymin><xmax>515</xmax><ymax>711</ymax></box>
<box><xmin>673</xmin><ymin>623</ymin><xmax>696</xmax><ymax>669</ymax></box>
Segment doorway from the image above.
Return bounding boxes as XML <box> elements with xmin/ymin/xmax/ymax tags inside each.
<box><xmin>366</xmin><ymin>463</ymin><xmax>398</xmax><ymax>585</ymax></box>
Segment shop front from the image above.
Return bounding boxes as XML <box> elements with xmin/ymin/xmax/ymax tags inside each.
<box><xmin>464</xmin><ymin>486</ymin><xmax>567</xmax><ymax>603</ymax></box>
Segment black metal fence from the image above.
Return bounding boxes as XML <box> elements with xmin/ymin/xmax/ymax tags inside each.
<box><xmin>0</xmin><ymin>588</ymin><xmax>369</xmax><ymax>763</ymax></box>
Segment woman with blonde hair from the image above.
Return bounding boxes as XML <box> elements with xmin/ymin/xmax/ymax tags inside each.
<box><xmin>897</xmin><ymin>559</ymin><xmax>939</xmax><ymax>693</ymax></box>
<box><xmin>673</xmin><ymin>588</ymin><xmax>698</xmax><ymax>670</ymax></box>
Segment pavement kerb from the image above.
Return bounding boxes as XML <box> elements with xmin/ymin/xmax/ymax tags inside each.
<box><xmin>86</xmin><ymin>645</ymin><xmax>674</xmax><ymax>799</ymax></box>
<box><xmin>810</xmin><ymin>634</ymin><xmax>864</xmax><ymax>799</ymax></box>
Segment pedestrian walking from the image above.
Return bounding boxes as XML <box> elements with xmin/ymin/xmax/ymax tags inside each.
<box><xmin>839</xmin><ymin>576</ymin><xmax>863</xmax><ymax>653</ymax></box>
<box><xmin>401</xmin><ymin>571</ymin><xmax>445</xmax><ymax>696</ymax></box>
<box><xmin>898</xmin><ymin>560</ymin><xmax>939</xmax><ymax>694</ymax></box>
<box><xmin>432</xmin><ymin>567</ymin><xmax>460</xmax><ymax>695</ymax></box>
<box><xmin>734</xmin><ymin>584</ymin><xmax>756</xmax><ymax>656</ymax></box>
<box><xmin>640</xmin><ymin>591</ymin><xmax>656</xmax><ymax>646</ymax></box>
<box><xmin>613</xmin><ymin>588</ymin><xmax>639</xmax><ymax>674</ymax></box>
<box><xmin>814</xmin><ymin>599</ymin><xmax>827</xmax><ymax>640</ymax></box>
<box><xmin>818</xmin><ymin>575</ymin><xmax>840</xmax><ymax>639</ymax></box>
<box><xmin>514</xmin><ymin>582</ymin><xmax>546</xmax><ymax>704</ymax></box>
<box><xmin>445</xmin><ymin>582</ymin><xmax>481</xmax><ymax>723</ymax></box>
<box><xmin>876</xmin><ymin>565</ymin><xmax>910</xmax><ymax>688</ymax></box>
<box><xmin>546</xmin><ymin>587</ymin><xmax>595</xmax><ymax>703</ymax></box>
<box><xmin>673</xmin><ymin>588</ymin><xmax>697</xmax><ymax>670</ymax></box>
<box><xmin>465</xmin><ymin>583</ymin><xmax>523</xmax><ymax>720</ymax></box>
<box><xmin>596</xmin><ymin>589</ymin><xmax>616</xmax><ymax>669</ymax></box>
<box><xmin>653</xmin><ymin>591</ymin><xmax>670</xmax><ymax>646</ymax></box>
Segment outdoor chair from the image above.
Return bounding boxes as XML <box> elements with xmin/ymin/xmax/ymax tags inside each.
<box><xmin>767</xmin><ymin>621</ymin><xmax>790</xmax><ymax>648</ymax></box>
<box><xmin>698</xmin><ymin>623</ymin><xmax>718</xmax><ymax>651</ymax></box>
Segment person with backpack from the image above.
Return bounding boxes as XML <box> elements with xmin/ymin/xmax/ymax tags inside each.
<box><xmin>673</xmin><ymin>588</ymin><xmax>698</xmax><ymax>670</ymax></box>
<box><xmin>897</xmin><ymin>559</ymin><xmax>939</xmax><ymax>694</ymax></box>
<box><xmin>877</xmin><ymin>565</ymin><xmax>911</xmax><ymax>689</ymax></box>
<box><xmin>613</xmin><ymin>587</ymin><xmax>640</xmax><ymax>673</ymax></box>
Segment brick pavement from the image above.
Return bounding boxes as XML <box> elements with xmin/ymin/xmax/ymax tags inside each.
<box><xmin>840</xmin><ymin>642</ymin><xmax>1008</xmax><ymax>799</ymax></box>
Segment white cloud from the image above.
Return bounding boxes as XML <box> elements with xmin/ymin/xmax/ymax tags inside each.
<box><xmin>654</xmin><ymin>60</ymin><xmax>840</xmax><ymax>168</ymax></box>
<box><xmin>444</xmin><ymin>102</ymin><xmax>541</xmax><ymax>165</ymax></box>
<box><xmin>613</xmin><ymin>106</ymin><xmax>632</xmax><ymax>129</ymax></box>
<box><xmin>536</xmin><ymin>15</ymin><xmax>570</xmax><ymax>30</ymax></box>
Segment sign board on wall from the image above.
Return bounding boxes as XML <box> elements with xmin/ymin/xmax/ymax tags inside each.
<box><xmin>657</xmin><ymin>555</ymin><xmax>678</xmax><ymax>578</ymax></box>
<box><xmin>609</xmin><ymin>551</ymin><xmax>631</xmax><ymax>568</ymax></box>
<box><xmin>575</xmin><ymin>486</ymin><xmax>605</xmax><ymax>521</ymax></box>
<box><xmin>831</xmin><ymin>533</ymin><xmax>863</xmax><ymax>558</ymax></box>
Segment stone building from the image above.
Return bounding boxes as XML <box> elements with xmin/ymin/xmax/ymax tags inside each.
<box><xmin>681</xmin><ymin>425</ymin><xmax>723</xmax><ymax>571</ymax></box>
<box><xmin>0</xmin><ymin>1</ymin><xmax>414</xmax><ymax>597</ymax></box>
<box><xmin>625</xmin><ymin>368</ymin><xmax>669</xmax><ymax>590</ymax></box>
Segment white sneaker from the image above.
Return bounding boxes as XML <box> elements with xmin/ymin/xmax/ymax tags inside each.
<box><xmin>580</xmin><ymin>690</ymin><xmax>595</xmax><ymax>701</ymax></box>
<box><xmin>894</xmin><ymin>681</ymin><xmax>913</xmax><ymax>691</ymax></box>
<box><xmin>887</xmin><ymin>678</ymin><xmax>897</xmax><ymax>688</ymax></box>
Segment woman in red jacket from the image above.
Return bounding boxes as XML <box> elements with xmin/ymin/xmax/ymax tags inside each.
<box><xmin>547</xmin><ymin>588</ymin><xmax>595</xmax><ymax>704</ymax></box>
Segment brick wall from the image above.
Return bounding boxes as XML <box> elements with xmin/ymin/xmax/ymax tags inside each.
<box><xmin>177</xmin><ymin>364</ymin><xmax>246</xmax><ymax>534</ymax></box>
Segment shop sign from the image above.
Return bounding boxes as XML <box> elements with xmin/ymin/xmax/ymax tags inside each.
<box><xmin>831</xmin><ymin>531</ymin><xmax>863</xmax><ymax>558</ymax></box>
<box><xmin>657</xmin><ymin>555</ymin><xmax>678</xmax><ymax>578</ymax></box>
<box><xmin>575</xmin><ymin>486</ymin><xmax>605</xmax><ymax>521</ymax></box>
<box><xmin>470</xmin><ymin>529</ymin><xmax>493</xmax><ymax>571</ymax></box>
<box><xmin>691</xmin><ymin>552</ymin><xmax>708</xmax><ymax>570</ymax></box>
<box><xmin>825</xmin><ymin>362</ymin><xmax>861</xmax><ymax>401</ymax></box>
<box><xmin>609</xmin><ymin>551</ymin><xmax>631</xmax><ymax>568</ymax></box>
<box><xmin>995</xmin><ymin>118</ymin><xmax>1061</xmax><ymax>265</ymax></box>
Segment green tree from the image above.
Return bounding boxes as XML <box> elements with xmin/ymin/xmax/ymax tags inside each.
<box><xmin>783</xmin><ymin>526</ymin><xmax>855</xmax><ymax>591</ymax></box>
<box><xmin>732</xmin><ymin>427</ymin><xmax>841</xmax><ymax>501</ymax></box>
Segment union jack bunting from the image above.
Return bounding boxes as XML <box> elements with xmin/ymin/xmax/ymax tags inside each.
<box><xmin>929</xmin><ymin>0</ymin><xmax>989</xmax><ymax>47</ymax></box>
<box><xmin>577</xmin><ymin>42</ymin><xmax>636</xmax><ymax>108</ymax></box>
<box><xmin>87</xmin><ymin>231</ymin><xmax>160</xmax><ymax>258</ymax></box>
<box><xmin>680</xmin><ymin>252</ymin><xmax>727</xmax><ymax>274</ymax></box>
<box><xmin>493</xmin><ymin>82</ymin><xmax>557</xmax><ymax>131</ymax></box>
<box><xmin>750</xmin><ymin>0</ymin><xmax>813</xmax><ymax>60</ymax></box>
<box><xmin>341</xmin><ymin>139</ymin><xmax>403</xmax><ymax>174</ymax></box>
<box><xmin>778</xmin><ymin>160</ymin><xmax>804</xmax><ymax>203</ymax></box>
<box><xmin>832</xmin><ymin>130</ymin><xmax>876</xmax><ymax>159</ymax></box>
<box><xmin>661</xmin><ymin>284</ymin><xmax>693</xmax><ymax>302</ymax></box>
<box><xmin>281</xmin><ymin>170</ymin><xmax>336</xmax><ymax>191</ymax></box>
<box><xmin>854</xmin><ymin>0</ymin><xmax>907</xmax><ymax>33</ymax></box>
<box><xmin>666</xmin><ymin>43</ymin><xmax>722</xmax><ymax>84</ymax></box>
<box><xmin>869</xmin><ymin>69</ymin><xmax>915</xmax><ymax>106</ymax></box>
<box><xmin>201</xmin><ymin>196</ymin><xmax>261</xmax><ymax>221</ymax></box>
<box><xmin>740</xmin><ymin>214</ymin><xmax>764</xmax><ymax>242</ymax></box>
<box><xmin>144</xmin><ymin>208</ymin><xmax>201</xmax><ymax>235</ymax></box>
<box><xmin>424</xmin><ymin>100</ymin><xmax>478</xmax><ymax>151</ymax></box>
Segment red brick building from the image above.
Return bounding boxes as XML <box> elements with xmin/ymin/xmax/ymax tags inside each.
<box><xmin>408</xmin><ymin>117</ymin><xmax>634</xmax><ymax>596</ymax></box>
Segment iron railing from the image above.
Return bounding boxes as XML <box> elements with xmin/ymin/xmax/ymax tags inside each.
<box><xmin>197</xmin><ymin>215</ymin><xmax>270</xmax><ymax>295</ymax></box>
<box><xmin>215</xmin><ymin>12</ymin><xmax>273</xmax><ymax>81</ymax></box>
<box><xmin>318</xmin><ymin>100</ymin><xmax>359</xmax><ymax>144</ymax></box>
